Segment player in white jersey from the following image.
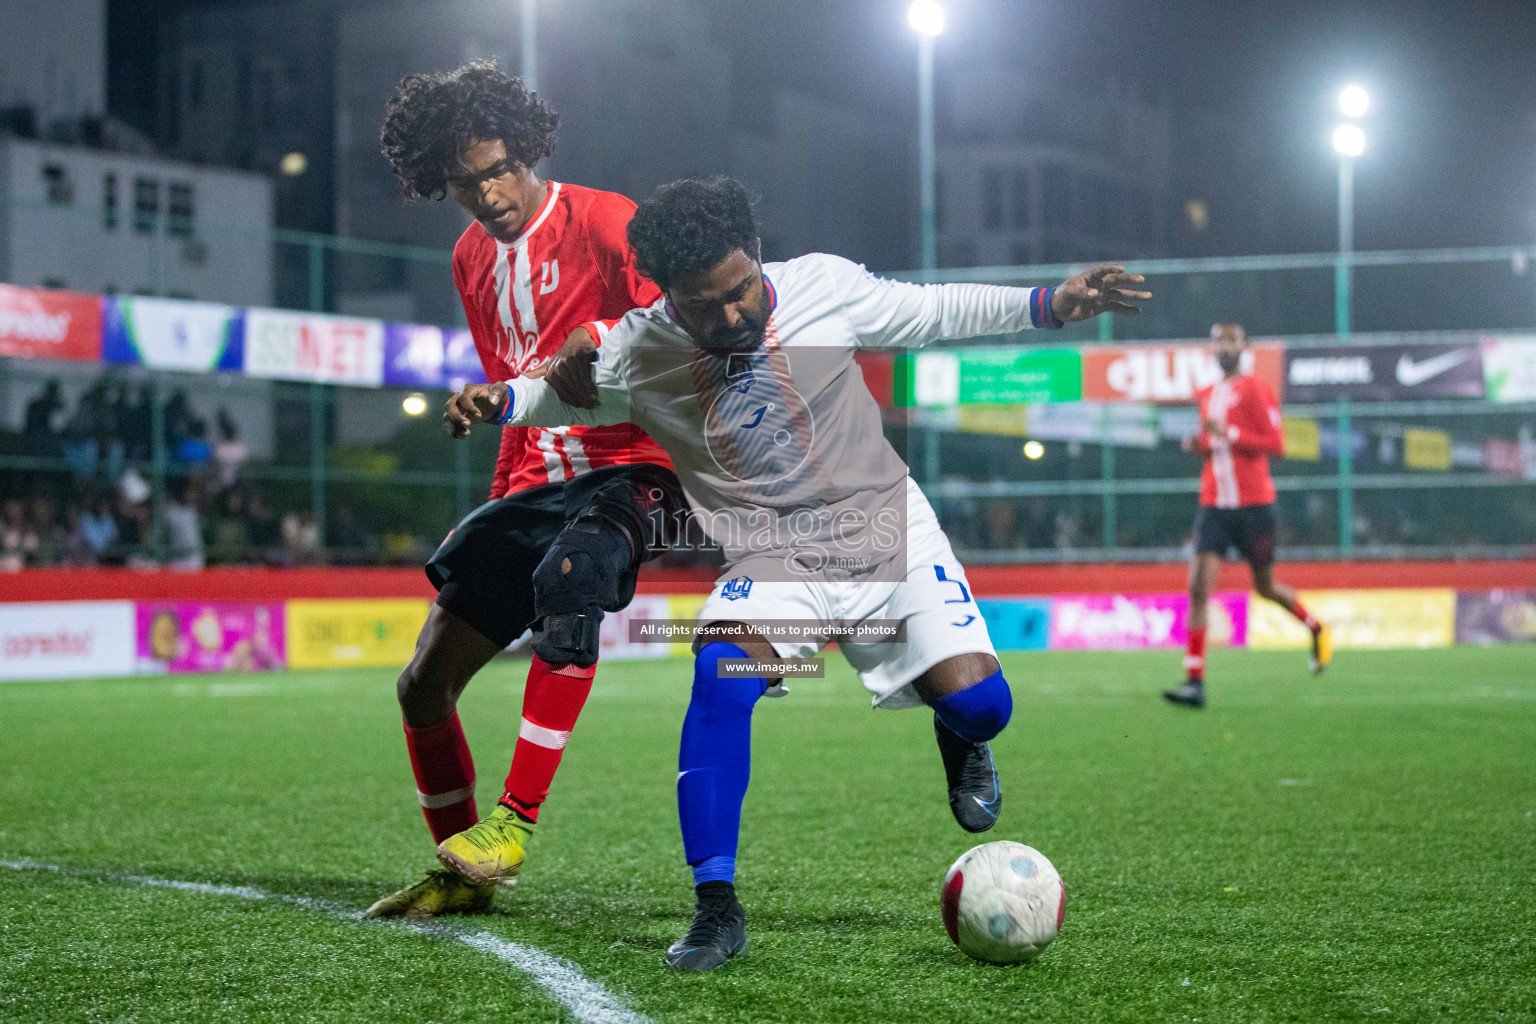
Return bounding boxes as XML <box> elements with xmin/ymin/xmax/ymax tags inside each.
<box><xmin>445</xmin><ymin>176</ymin><xmax>1149</xmax><ymax>970</ymax></box>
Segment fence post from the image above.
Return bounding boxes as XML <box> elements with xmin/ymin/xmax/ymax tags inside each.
<box><xmin>455</xmin><ymin>433</ymin><xmax>472</xmax><ymax>520</ymax></box>
<box><xmin>1098</xmin><ymin>311</ymin><xmax>1113</xmax><ymax>343</ymax></box>
<box><xmin>310</xmin><ymin>383</ymin><xmax>327</xmax><ymax>552</ymax></box>
<box><xmin>150</xmin><ymin>371</ymin><xmax>167</xmax><ymax>562</ymax></box>
<box><xmin>1100</xmin><ymin>405</ymin><xmax>1116</xmax><ymax>549</ymax></box>
<box><xmin>308</xmin><ymin>238</ymin><xmax>325</xmax><ymax>313</ymax></box>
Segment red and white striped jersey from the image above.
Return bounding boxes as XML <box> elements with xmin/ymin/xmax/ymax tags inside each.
<box><xmin>1194</xmin><ymin>373</ymin><xmax>1284</xmax><ymax>508</ymax></box>
<box><xmin>452</xmin><ymin>180</ymin><xmax>672</xmax><ymax>498</ymax></box>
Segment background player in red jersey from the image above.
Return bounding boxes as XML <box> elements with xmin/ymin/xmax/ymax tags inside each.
<box><xmin>365</xmin><ymin>61</ymin><xmax>687</xmax><ymax>917</ymax></box>
<box><xmin>1164</xmin><ymin>323</ymin><xmax>1331</xmax><ymax>708</ymax></box>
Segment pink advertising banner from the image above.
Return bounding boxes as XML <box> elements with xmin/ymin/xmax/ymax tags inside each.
<box><xmin>135</xmin><ymin>602</ymin><xmax>286</xmax><ymax>674</ymax></box>
<box><xmin>1048</xmin><ymin>591</ymin><xmax>1249</xmax><ymax>650</ymax></box>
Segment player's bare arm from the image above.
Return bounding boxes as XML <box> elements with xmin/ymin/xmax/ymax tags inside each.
<box><xmin>1049</xmin><ymin>264</ymin><xmax>1151</xmax><ymax>322</ymax></box>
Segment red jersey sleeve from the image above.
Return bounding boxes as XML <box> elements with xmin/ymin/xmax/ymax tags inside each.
<box><xmin>585</xmin><ymin>191</ymin><xmax>662</xmax><ymax>312</ymax></box>
<box><xmin>1229</xmin><ymin>378</ymin><xmax>1284</xmax><ymax>457</ymax></box>
<box><xmin>1193</xmin><ymin>386</ymin><xmax>1215</xmax><ymax>456</ymax></box>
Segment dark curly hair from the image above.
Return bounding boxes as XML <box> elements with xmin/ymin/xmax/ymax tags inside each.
<box><xmin>380</xmin><ymin>60</ymin><xmax>558</xmax><ymax>201</ymax></box>
<box><xmin>627</xmin><ymin>177</ymin><xmax>759</xmax><ymax>292</ymax></box>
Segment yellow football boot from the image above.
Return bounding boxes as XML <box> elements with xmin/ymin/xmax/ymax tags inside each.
<box><xmin>364</xmin><ymin>869</ymin><xmax>496</xmax><ymax>919</ymax></box>
<box><xmin>435</xmin><ymin>805</ymin><xmax>535</xmax><ymax>887</ymax></box>
<box><xmin>1310</xmin><ymin>622</ymin><xmax>1333</xmax><ymax>676</ymax></box>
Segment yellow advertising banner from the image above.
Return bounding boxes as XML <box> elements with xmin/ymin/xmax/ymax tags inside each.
<box><xmin>1247</xmin><ymin>588</ymin><xmax>1455</xmax><ymax>651</ymax></box>
<box><xmin>957</xmin><ymin>404</ymin><xmax>1030</xmax><ymax>437</ymax></box>
<box><xmin>1282</xmin><ymin>417</ymin><xmax>1320</xmax><ymax>461</ymax></box>
<box><xmin>667</xmin><ymin>594</ymin><xmax>709</xmax><ymax>656</ymax></box>
<box><xmin>1403</xmin><ymin>428</ymin><xmax>1452</xmax><ymax>470</ymax></box>
<box><xmin>285</xmin><ymin>599</ymin><xmax>430</xmax><ymax>668</ymax></box>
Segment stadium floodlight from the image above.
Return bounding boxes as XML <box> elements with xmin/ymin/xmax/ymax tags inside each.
<box><xmin>1023</xmin><ymin>440</ymin><xmax>1045</xmax><ymax>460</ymax></box>
<box><xmin>908</xmin><ymin>0</ymin><xmax>946</xmax><ymax>36</ymax></box>
<box><xmin>1338</xmin><ymin>84</ymin><xmax>1370</xmax><ymax>119</ymax></box>
<box><xmin>1332</xmin><ymin>123</ymin><xmax>1366</xmax><ymax>157</ymax></box>
<box><xmin>402</xmin><ymin>393</ymin><xmax>428</xmax><ymax>416</ymax></box>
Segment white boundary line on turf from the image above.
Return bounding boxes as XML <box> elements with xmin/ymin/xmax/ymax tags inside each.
<box><xmin>1</xmin><ymin>858</ymin><xmax>652</xmax><ymax>1024</ymax></box>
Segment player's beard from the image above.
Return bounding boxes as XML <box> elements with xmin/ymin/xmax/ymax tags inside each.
<box><xmin>705</xmin><ymin>319</ymin><xmax>767</xmax><ymax>352</ymax></box>
<box><xmin>1217</xmin><ymin>351</ymin><xmax>1242</xmax><ymax>374</ymax></box>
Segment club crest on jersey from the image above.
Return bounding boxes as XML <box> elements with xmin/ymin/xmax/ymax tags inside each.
<box><xmin>721</xmin><ymin>576</ymin><xmax>753</xmax><ymax>602</ymax></box>
<box><xmin>726</xmin><ymin>375</ymin><xmax>756</xmax><ymax>395</ymax></box>
<box><xmin>539</xmin><ymin>259</ymin><xmax>559</xmax><ymax>294</ymax></box>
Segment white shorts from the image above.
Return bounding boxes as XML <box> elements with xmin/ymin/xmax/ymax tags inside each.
<box><xmin>697</xmin><ymin>478</ymin><xmax>997</xmax><ymax>709</ymax></box>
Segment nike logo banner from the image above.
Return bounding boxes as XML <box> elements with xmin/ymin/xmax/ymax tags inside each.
<box><xmin>1284</xmin><ymin>343</ymin><xmax>1485</xmax><ymax>401</ymax></box>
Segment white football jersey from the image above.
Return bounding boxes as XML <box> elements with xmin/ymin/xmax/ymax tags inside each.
<box><xmin>504</xmin><ymin>253</ymin><xmax>1051</xmax><ymax>580</ymax></box>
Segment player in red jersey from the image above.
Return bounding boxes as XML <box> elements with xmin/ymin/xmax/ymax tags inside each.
<box><xmin>366</xmin><ymin>61</ymin><xmax>687</xmax><ymax>917</ymax></box>
<box><xmin>1164</xmin><ymin>323</ymin><xmax>1331</xmax><ymax>708</ymax></box>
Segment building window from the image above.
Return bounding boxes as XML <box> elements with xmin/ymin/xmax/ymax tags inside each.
<box><xmin>102</xmin><ymin>173</ymin><xmax>117</xmax><ymax>229</ymax></box>
<box><xmin>981</xmin><ymin>168</ymin><xmax>1004</xmax><ymax>231</ymax></box>
<box><xmin>168</xmin><ymin>182</ymin><xmax>195</xmax><ymax>237</ymax></box>
<box><xmin>187</xmin><ymin>62</ymin><xmax>205</xmax><ymax>110</ymax></box>
<box><xmin>42</xmin><ymin>163</ymin><xmax>73</xmax><ymax>205</ymax></box>
<box><xmin>1042</xmin><ymin>164</ymin><xmax>1071</xmax><ymax>232</ymax></box>
<box><xmin>134</xmin><ymin>177</ymin><xmax>160</xmax><ymax>232</ymax></box>
<box><xmin>1011</xmin><ymin>169</ymin><xmax>1031</xmax><ymax>230</ymax></box>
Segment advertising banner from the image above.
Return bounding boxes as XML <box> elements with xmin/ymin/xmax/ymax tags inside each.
<box><xmin>1455</xmin><ymin>590</ymin><xmax>1536</xmax><ymax>645</ymax></box>
<box><xmin>978</xmin><ymin>599</ymin><xmax>1051</xmax><ymax>651</ymax></box>
<box><xmin>913</xmin><ymin>347</ymin><xmax>1082</xmax><ymax>407</ymax></box>
<box><xmin>1025</xmin><ymin>402</ymin><xmax>1161</xmax><ymax>448</ymax></box>
<box><xmin>244</xmin><ymin>309</ymin><xmax>385</xmax><ymax>385</ymax></box>
<box><xmin>102</xmin><ymin>296</ymin><xmax>243</xmax><ymax>372</ymax></box>
<box><xmin>1081</xmin><ymin>342</ymin><xmax>1284</xmax><ymax>403</ymax></box>
<box><xmin>1283</xmin><ymin>343</ymin><xmax>1485</xmax><ymax>402</ymax></box>
<box><xmin>1283</xmin><ymin>417</ymin><xmax>1321</xmax><ymax>460</ymax></box>
<box><xmin>136</xmin><ymin>602</ymin><xmax>285</xmax><ymax>674</ymax></box>
<box><xmin>443</xmin><ymin>328</ymin><xmax>486</xmax><ymax>390</ymax></box>
<box><xmin>596</xmin><ymin>595</ymin><xmax>675</xmax><ymax>661</ymax></box>
<box><xmin>1403</xmin><ymin>428</ymin><xmax>1452</xmax><ymax>470</ymax></box>
<box><xmin>0</xmin><ymin>283</ymin><xmax>102</xmax><ymax>362</ymax></box>
<box><xmin>1247</xmin><ymin>589</ymin><xmax>1455</xmax><ymax>650</ymax></box>
<box><xmin>0</xmin><ymin>601</ymin><xmax>136</xmax><ymax>681</ymax></box>
<box><xmin>1481</xmin><ymin>337</ymin><xmax>1536</xmax><ymax>403</ymax></box>
<box><xmin>384</xmin><ymin>322</ymin><xmax>448</xmax><ymax>389</ymax></box>
<box><xmin>1048</xmin><ymin>591</ymin><xmax>1248</xmax><ymax>650</ymax></box>
<box><xmin>285</xmin><ymin>598</ymin><xmax>429</xmax><ymax>668</ymax></box>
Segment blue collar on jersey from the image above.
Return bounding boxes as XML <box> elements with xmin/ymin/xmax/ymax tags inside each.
<box><xmin>664</xmin><ymin>269</ymin><xmax>777</xmax><ymax>333</ymax></box>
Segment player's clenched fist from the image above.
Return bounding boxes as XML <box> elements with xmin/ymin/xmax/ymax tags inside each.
<box><xmin>443</xmin><ymin>381</ymin><xmax>510</xmax><ymax>438</ymax></box>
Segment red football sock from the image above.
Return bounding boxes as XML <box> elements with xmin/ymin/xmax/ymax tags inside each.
<box><xmin>500</xmin><ymin>656</ymin><xmax>596</xmax><ymax>822</ymax></box>
<box><xmin>1283</xmin><ymin>598</ymin><xmax>1320</xmax><ymax>633</ymax></box>
<box><xmin>1184</xmin><ymin>626</ymin><xmax>1207</xmax><ymax>682</ymax></box>
<box><xmin>404</xmin><ymin>712</ymin><xmax>478</xmax><ymax>844</ymax></box>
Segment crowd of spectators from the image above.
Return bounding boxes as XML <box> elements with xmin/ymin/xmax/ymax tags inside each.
<box><xmin>2</xmin><ymin>376</ymin><xmax>422</xmax><ymax>570</ymax></box>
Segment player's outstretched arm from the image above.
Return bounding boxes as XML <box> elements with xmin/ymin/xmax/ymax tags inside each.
<box><xmin>1049</xmin><ymin>264</ymin><xmax>1151</xmax><ymax>323</ymax></box>
<box><xmin>442</xmin><ymin>382</ymin><xmax>511</xmax><ymax>439</ymax></box>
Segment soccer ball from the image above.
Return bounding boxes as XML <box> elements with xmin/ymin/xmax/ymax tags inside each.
<box><xmin>941</xmin><ymin>841</ymin><xmax>1064</xmax><ymax>964</ymax></box>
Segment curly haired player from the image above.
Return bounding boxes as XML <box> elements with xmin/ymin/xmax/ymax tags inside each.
<box><xmin>1163</xmin><ymin>323</ymin><xmax>1331</xmax><ymax>709</ymax></box>
<box><xmin>365</xmin><ymin>61</ymin><xmax>687</xmax><ymax>919</ymax></box>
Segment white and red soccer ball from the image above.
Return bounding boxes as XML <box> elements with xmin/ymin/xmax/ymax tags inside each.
<box><xmin>941</xmin><ymin>841</ymin><xmax>1064</xmax><ymax>964</ymax></box>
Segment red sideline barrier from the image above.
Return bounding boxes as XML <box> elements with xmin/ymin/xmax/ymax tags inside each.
<box><xmin>1</xmin><ymin>560</ymin><xmax>1531</xmax><ymax>603</ymax></box>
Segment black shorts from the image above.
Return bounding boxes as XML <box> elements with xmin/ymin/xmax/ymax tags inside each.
<box><xmin>425</xmin><ymin>463</ymin><xmax>687</xmax><ymax>648</ymax></box>
<box><xmin>1193</xmin><ymin>503</ymin><xmax>1277</xmax><ymax>568</ymax></box>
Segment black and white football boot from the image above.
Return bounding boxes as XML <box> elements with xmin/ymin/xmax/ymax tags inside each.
<box><xmin>934</xmin><ymin>715</ymin><xmax>1001</xmax><ymax>833</ymax></box>
<box><xmin>1162</xmin><ymin>680</ymin><xmax>1206</xmax><ymax>708</ymax></box>
<box><xmin>664</xmin><ymin>881</ymin><xmax>747</xmax><ymax>972</ymax></box>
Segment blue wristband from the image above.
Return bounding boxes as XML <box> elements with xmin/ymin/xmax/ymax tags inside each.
<box><xmin>1031</xmin><ymin>287</ymin><xmax>1064</xmax><ymax>330</ymax></box>
<box><xmin>491</xmin><ymin>386</ymin><xmax>514</xmax><ymax>425</ymax></box>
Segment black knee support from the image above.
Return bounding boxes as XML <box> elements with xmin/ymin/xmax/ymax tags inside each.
<box><xmin>530</xmin><ymin>515</ymin><xmax>636</xmax><ymax>667</ymax></box>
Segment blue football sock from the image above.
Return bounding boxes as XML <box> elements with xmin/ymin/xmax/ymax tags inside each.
<box><xmin>931</xmin><ymin>669</ymin><xmax>1013</xmax><ymax>743</ymax></box>
<box><xmin>678</xmin><ymin>642</ymin><xmax>767</xmax><ymax>886</ymax></box>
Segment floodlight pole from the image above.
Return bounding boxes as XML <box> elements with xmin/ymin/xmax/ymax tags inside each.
<box><xmin>1335</xmin><ymin>156</ymin><xmax>1354</xmax><ymax>556</ymax></box>
<box><xmin>917</xmin><ymin>32</ymin><xmax>937</xmax><ymax>276</ymax></box>
<box><xmin>521</xmin><ymin>0</ymin><xmax>538</xmax><ymax>93</ymax></box>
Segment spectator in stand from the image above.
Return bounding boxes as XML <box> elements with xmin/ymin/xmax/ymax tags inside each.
<box><xmin>329</xmin><ymin>505</ymin><xmax>371</xmax><ymax>564</ymax></box>
<box><xmin>164</xmin><ymin>477</ymin><xmax>205</xmax><ymax>570</ymax></box>
<box><xmin>96</xmin><ymin>379</ymin><xmax>125</xmax><ymax>480</ymax></box>
<box><xmin>24</xmin><ymin>379</ymin><xmax>64</xmax><ymax>457</ymax></box>
<box><xmin>212</xmin><ymin>409</ymin><xmax>247</xmax><ymax>491</ymax></box>
<box><xmin>28</xmin><ymin>496</ymin><xmax>59</xmax><ymax>565</ymax></box>
<box><xmin>79</xmin><ymin>494</ymin><xmax>119</xmax><ymax>562</ymax></box>
<box><xmin>178</xmin><ymin>419</ymin><xmax>212</xmax><ymax>467</ymax></box>
<box><xmin>205</xmin><ymin>489</ymin><xmax>251</xmax><ymax>565</ymax></box>
<box><xmin>123</xmin><ymin>383</ymin><xmax>153</xmax><ymax>462</ymax></box>
<box><xmin>244</xmin><ymin>493</ymin><xmax>279</xmax><ymax>561</ymax></box>
<box><xmin>281</xmin><ymin>509</ymin><xmax>321</xmax><ymax>566</ymax></box>
<box><xmin>2</xmin><ymin>497</ymin><xmax>39</xmax><ymax>570</ymax></box>
<box><xmin>56</xmin><ymin>507</ymin><xmax>91</xmax><ymax>565</ymax></box>
<box><xmin>63</xmin><ymin>380</ymin><xmax>107</xmax><ymax>477</ymax></box>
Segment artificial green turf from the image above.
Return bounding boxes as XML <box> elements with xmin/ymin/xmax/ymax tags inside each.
<box><xmin>2</xmin><ymin>647</ymin><xmax>1534</xmax><ymax>1023</ymax></box>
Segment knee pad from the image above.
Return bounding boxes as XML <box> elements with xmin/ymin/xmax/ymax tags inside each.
<box><xmin>530</xmin><ymin>515</ymin><xmax>635</xmax><ymax>667</ymax></box>
<box><xmin>932</xmin><ymin>669</ymin><xmax>1012</xmax><ymax>743</ymax></box>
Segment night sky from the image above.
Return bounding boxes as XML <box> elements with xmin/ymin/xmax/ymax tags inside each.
<box><xmin>109</xmin><ymin>0</ymin><xmax>1536</xmax><ymax>258</ymax></box>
